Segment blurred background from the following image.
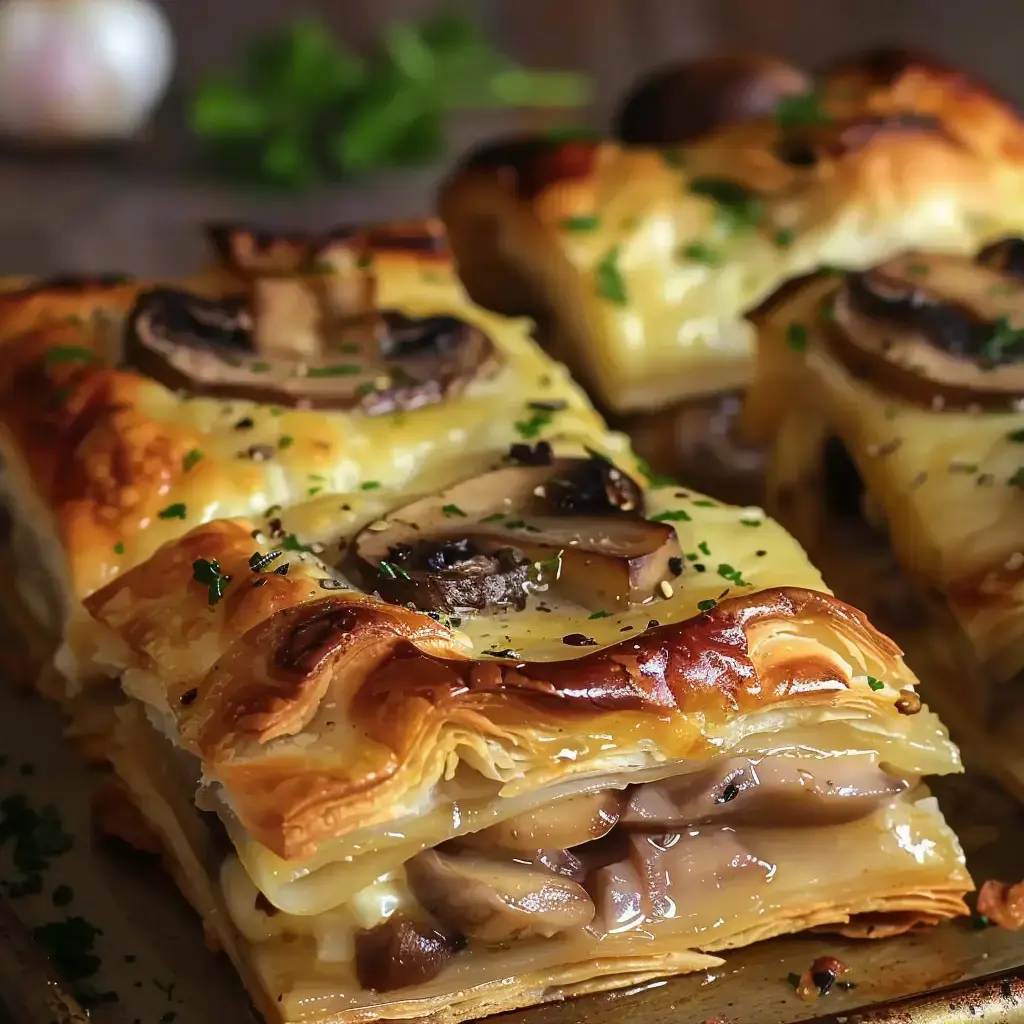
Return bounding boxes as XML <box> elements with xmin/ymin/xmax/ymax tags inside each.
<box><xmin>0</xmin><ymin>0</ymin><xmax>1021</xmax><ymax>277</ymax></box>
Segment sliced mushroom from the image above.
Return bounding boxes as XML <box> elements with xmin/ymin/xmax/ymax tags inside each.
<box><xmin>352</xmin><ymin>456</ymin><xmax>681</xmax><ymax>612</ymax></box>
<box><xmin>456</xmin><ymin>134</ymin><xmax>600</xmax><ymax>201</ymax></box>
<box><xmin>354</xmin><ymin>914</ymin><xmax>462</xmax><ymax>992</ymax></box>
<box><xmin>616</xmin><ymin>54</ymin><xmax>811</xmax><ymax>145</ymax></box>
<box><xmin>123</xmin><ymin>287</ymin><xmax>499</xmax><ymax>411</ymax></box>
<box><xmin>826</xmin><ymin>251</ymin><xmax>1024</xmax><ymax>409</ymax></box>
<box><xmin>587</xmin><ymin>829</ymin><xmax>773</xmax><ymax>934</ymax></box>
<box><xmin>978</xmin><ymin>237</ymin><xmax>1024</xmax><ymax>278</ymax></box>
<box><xmin>621</xmin><ymin>755</ymin><xmax>907</xmax><ymax>830</ymax></box>
<box><xmin>406</xmin><ymin>849</ymin><xmax>595</xmax><ymax>942</ymax></box>
<box><xmin>456</xmin><ymin>791</ymin><xmax>624</xmax><ymax>856</ymax></box>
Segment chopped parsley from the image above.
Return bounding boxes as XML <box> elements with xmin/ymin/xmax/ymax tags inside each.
<box><xmin>44</xmin><ymin>345</ymin><xmax>100</xmax><ymax>365</ymax></box>
<box><xmin>281</xmin><ymin>533</ymin><xmax>313</xmax><ymax>552</ymax></box>
<box><xmin>681</xmin><ymin>241</ymin><xmax>722</xmax><ymax>265</ymax></box>
<box><xmin>692</xmin><ymin>499</ymin><xmax>716</xmax><ymax>508</ymax></box>
<box><xmin>278</xmin><ymin>435</ymin><xmax>295</xmax><ymax>449</ymax></box>
<box><xmin>906</xmin><ymin>263</ymin><xmax>930</xmax><ymax>277</ymax></box>
<box><xmin>379</xmin><ymin>560</ymin><xmax>411</xmax><ymax>580</ymax></box>
<box><xmin>866</xmin><ymin>676</ymin><xmax>885</xmax><ymax>691</ymax></box>
<box><xmin>251</xmin><ymin>361</ymin><xmax>272</xmax><ymax>373</ymax></box>
<box><xmin>1008</xmin><ymin>429</ymin><xmax>1024</xmax><ymax>443</ymax></box>
<box><xmin>248</xmin><ymin>549</ymin><xmax>282</xmax><ymax>573</ymax></box>
<box><xmin>52</xmin><ymin>883</ymin><xmax>74</xmax><ymax>907</ymax></box>
<box><xmin>786</xmin><ymin>323</ymin><xmax>808</xmax><ymax>352</ymax></box>
<box><xmin>980</xmin><ymin>316</ymin><xmax>1024</xmax><ymax>365</ymax></box>
<box><xmin>182</xmin><ymin>448</ymin><xmax>204</xmax><ymax>473</ymax></box>
<box><xmin>1008</xmin><ymin>467</ymin><xmax>1024</xmax><ymax>489</ymax></box>
<box><xmin>634</xmin><ymin>456</ymin><xmax>676</xmax><ymax>488</ymax></box>
<box><xmin>360</xmin><ymin>480</ymin><xmax>381</xmax><ymax>491</ymax></box>
<box><xmin>774</xmin><ymin>90</ymin><xmax>831</xmax><ymax>129</ymax></box>
<box><xmin>596</xmin><ymin>246</ymin><xmax>628</xmax><ymax>305</ymax></box>
<box><xmin>697</xmin><ymin>599</ymin><xmax>717</xmax><ymax>612</ymax></box>
<box><xmin>515</xmin><ymin>408</ymin><xmax>554</xmax><ymax>439</ymax></box>
<box><xmin>650</xmin><ymin>509</ymin><xmax>692</xmax><ymax>522</ymax></box>
<box><xmin>588</xmin><ymin>610</ymin><xmax>611</xmax><ymax>619</ymax></box>
<box><xmin>562</xmin><ymin>214</ymin><xmax>600</xmax><ymax>232</ymax></box>
<box><xmin>479</xmin><ymin>512</ymin><xmax>507</xmax><ymax>524</ymax></box>
<box><xmin>774</xmin><ymin>228</ymin><xmax>794</xmax><ymax>248</ymax></box>
<box><xmin>689</xmin><ymin>177</ymin><xmax>764</xmax><ymax>232</ymax></box>
<box><xmin>442</xmin><ymin>504</ymin><xmax>467</xmax><ymax>518</ymax></box>
<box><xmin>505</xmin><ymin>519</ymin><xmax>541</xmax><ymax>532</ymax></box>
<box><xmin>698</xmin><ymin>540</ymin><xmax>711</xmax><ymax>556</ymax></box>
<box><xmin>157</xmin><ymin>503</ymin><xmax>187</xmax><ymax>520</ymax></box>
<box><xmin>718</xmin><ymin>563</ymin><xmax>749</xmax><ymax>586</ymax></box>
<box><xmin>660</xmin><ymin>148</ymin><xmax>686</xmax><ymax>169</ymax></box>
<box><xmin>307</xmin><ymin>363</ymin><xmax>362</xmax><ymax>378</ymax></box>
<box><xmin>113</xmin><ymin>542</ymin><xmax>125</xmax><ymax>555</ymax></box>
<box><xmin>192</xmin><ymin>558</ymin><xmax>231</xmax><ymax>604</ymax></box>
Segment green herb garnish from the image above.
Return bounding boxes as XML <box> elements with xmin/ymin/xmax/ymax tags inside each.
<box><xmin>52</xmin><ymin>884</ymin><xmax>74</xmax><ymax>907</ymax></box>
<box><xmin>192</xmin><ymin>558</ymin><xmax>232</xmax><ymax>604</ymax></box>
<box><xmin>650</xmin><ymin>509</ymin><xmax>692</xmax><ymax>522</ymax></box>
<box><xmin>774</xmin><ymin>228</ymin><xmax>794</xmax><ymax>248</ymax></box>
<box><xmin>867</xmin><ymin>676</ymin><xmax>885</xmax><ymax>691</ymax></box>
<box><xmin>689</xmin><ymin>177</ymin><xmax>764</xmax><ymax>232</ymax></box>
<box><xmin>774</xmin><ymin>90</ymin><xmax>831</xmax><ymax>129</ymax></box>
<box><xmin>980</xmin><ymin>316</ymin><xmax>1024</xmax><ymax>365</ymax></box>
<box><xmin>190</xmin><ymin>11</ymin><xmax>590</xmax><ymax>189</ymax></box>
<box><xmin>281</xmin><ymin>533</ymin><xmax>313</xmax><ymax>552</ymax></box>
<box><xmin>596</xmin><ymin>246</ymin><xmax>628</xmax><ymax>305</ymax></box>
<box><xmin>44</xmin><ymin>345</ymin><xmax>100</xmax><ymax>366</ymax></box>
<box><xmin>588</xmin><ymin>610</ymin><xmax>611</xmax><ymax>619</ymax></box>
<box><xmin>786</xmin><ymin>323</ymin><xmax>808</xmax><ymax>352</ymax></box>
<box><xmin>681</xmin><ymin>241</ymin><xmax>722</xmax><ymax>265</ymax></box>
<box><xmin>307</xmin><ymin>364</ymin><xmax>362</xmax><ymax>378</ymax></box>
<box><xmin>182</xmin><ymin>448</ymin><xmax>204</xmax><ymax>473</ymax></box>
<box><xmin>1009</xmin><ymin>467</ymin><xmax>1024</xmax><ymax>489</ymax></box>
<box><xmin>697</xmin><ymin>599</ymin><xmax>717</xmax><ymax>612</ymax></box>
<box><xmin>158</xmin><ymin>503</ymin><xmax>187</xmax><ymax>520</ymax></box>
<box><xmin>698</xmin><ymin>540</ymin><xmax>711</xmax><ymax>556</ymax></box>
<box><xmin>1007</xmin><ymin>429</ymin><xmax>1024</xmax><ymax>443</ymax></box>
<box><xmin>514</xmin><ymin>408</ymin><xmax>553</xmax><ymax>439</ymax></box>
<box><xmin>442</xmin><ymin>504</ymin><xmax>467</xmax><ymax>517</ymax></box>
<box><xmin>479</xmin><ymin>512</ymin><xmax>506</xmax><ymax>524</ymax></box>
<box><xmin>379</xmin><ymin>560</ymin><xmax>412</xmax><ymax>580</ymax></box>
<box><xmin>360</xmin><ymin>480</ymin><xmax>381</xmax><ymax>490</ymax></box>
<box><xmin>562</xmin><ymin>215</ymin><xmax>600</xmax><ymax>232</ymax></box>
<box><xmin>718</xmin><ymin>563</ymin><xmax>749</xmax><ymax>586</ymax></box>
<box><xmin>113</xmin><ymin>542</ymin><xmax>125</xmax><ymax>555</ymax></box>
<box><xmin>279</xmin><ymin>435</ymin><xmax>295</xmax><ymax>449</ymax></box>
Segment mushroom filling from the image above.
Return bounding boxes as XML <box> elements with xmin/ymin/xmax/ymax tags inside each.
<box><xmin>352</xmin><ymin>453</ymin><xmax>680</xmax><ymax>613</ymax></box>
<box><xmin>341</xmin><ymin>754</ymin><xmax>909</xmax><ymax>991</ymax></box>
<box><xmin>825</xmin><ymin>251</ymin><xmax>1024</xmax><ymax>409</ymax></box>
<box><xmin>122</xmin><ymin>282</ymin><xmax>498</xmax><ymax>411</ymax></box>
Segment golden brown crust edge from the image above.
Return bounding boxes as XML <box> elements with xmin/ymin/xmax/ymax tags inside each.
<box><xmin>86</xmin><ymin>518</ymin><xmax>920</xmax><ymax>860</ymax></box>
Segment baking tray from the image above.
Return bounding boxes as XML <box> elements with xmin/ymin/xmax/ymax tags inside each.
<box><xmin>0</xmin><ymin>523</ymin><xmax>1022</xmax><ymax>1024</ymax></box>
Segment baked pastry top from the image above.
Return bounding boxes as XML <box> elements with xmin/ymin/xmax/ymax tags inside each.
<box><xmin>441</xmin><ymin>47</ymin><xmax>1024</xmax><ymax>415</ymax></box>
<box><xmin>742</xmin><ymin>241</ymin><xmax>1024</xmax><ymax>736</ymax></box>
<box><xmin>0</xmin><ymin>220</ymin><xmax>607</xmax><ymax>620</ymax></box>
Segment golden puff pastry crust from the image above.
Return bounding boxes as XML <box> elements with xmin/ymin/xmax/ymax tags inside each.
<box><xmin>0</xmin><ymin>220</ymin><xmax>611</xmax><ymax>612</ymax></box>
<box><xmin>742</xmin><ymin>241</ymin><xmax>1024</xmax><ymax>784</ymax></box>
<box><xmin>440</xmin><ymin>53</ymin><xmax>1024</xmax><ymax>416</ymax></box>
<box><xmin>77</xmin><ymin>448</ymin><xmax>970</xmax><ymax>1024</ymax></box>
<box><xmin>83</xmin><ymin>468</ymin><xmax>959</xmax><ymax>864</ymax></box>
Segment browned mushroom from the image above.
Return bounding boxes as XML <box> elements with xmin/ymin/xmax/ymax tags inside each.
<box><xmin>616</xmin><ymin>53</ymin><xmax>812</xmax><ymax>146</ymax></box>
<box><xmin>978</xmin><ymin>236</ymin><xmax>1024</xmax><ymax>278</ymax></box>
<box><xmin>352</xmin><ymin>455</ymin><xmax>682</xmax><ymax>613</ymax></box>
<box><xmin>621</xmin><ymin>755</ymin><xmax>906</xmax><ymax>830</ymax></box>
<box><xmin>122</xmin><ymin>286</ymin><xmax>499</xmax><ymax>411</ymax></box>
<box><xmin>824</xmin><ymin>251</ymin><xmax>1024</xmax><ymax>409</ymax></box>
<box><xmin>405</xmin><ymin>849</ymin><xmax>596</xmax><ymax>942</ymax></box>
<box><xmin>354</xmin><ymin>914</ymin><xmax>462</xmax><ymax>992</ymax></box>
<box><xmin>456</xmin><ymin>791</ymin><xmax>624</xmax><ymax>855</ymax></box>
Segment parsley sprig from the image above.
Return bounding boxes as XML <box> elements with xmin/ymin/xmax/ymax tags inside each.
<box><xmin>190</xmin><ymin>10</ymin><xmax>590</xmax><ymax>189</ymax></box>
<box><xmin>192</xmin><ymin>558</ymin><xmax>232</xmax><ymax>605</ymax></box>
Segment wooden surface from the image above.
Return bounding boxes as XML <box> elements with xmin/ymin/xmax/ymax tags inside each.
<box><xmin>2</xmin><ymin>0</ymin><xmax>1024</xmax><ymax>275</ymax></box>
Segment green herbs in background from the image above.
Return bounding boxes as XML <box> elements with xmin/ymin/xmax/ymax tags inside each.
<box><xmin>191</xmin><ymin>8</ymin><xmax>591</xmax><ymax>189</ymax></box>
<box><xmin>774</xmin><ymin>90</ymin><xmax>831</xmax><ymax>130</ymax></box>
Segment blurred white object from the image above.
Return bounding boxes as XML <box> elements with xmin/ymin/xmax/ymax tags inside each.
<box><xmin>0</xmin><ymin>0</ymin><xmax>175</xmax><ymax>142</ymax></box>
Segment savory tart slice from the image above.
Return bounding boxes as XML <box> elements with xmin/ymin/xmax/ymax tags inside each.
<box><xmin>439</xmin><ymin>49</ymin><xmax>1024</xmax><ymax>421</ymax></box>
<box><xmin>0</xmin><ymin>220</ymin><xmax>607</xmax><ymax>645</ymax></box>
<box><xmin>742</xmin><ymin>242</ymin><xmax>1024</xmax><ymax>792</ymax></box>
<box><xmin>71</xmin><ymin>442</ymin><xmax>971</xmax><ymax>1024</ymax></box>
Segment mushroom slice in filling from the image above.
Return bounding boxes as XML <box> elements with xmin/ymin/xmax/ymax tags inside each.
<box><xmin>621</xmin><ymin>755</ymin><xmax>908</xmax><ymax>829</ymax></box>
<box><xmin>352</xmin><ymin>454</ymin><xmax>683</xmax><ymax>612</ymax></box>
<box><xmin>825</xmin><ymin>251</ymin><xmax>1024</xmax><ymax>409</ymax></box>
<box><xmin>122</xmin><ymin>283</ymin><xmax>499</xmax><ymax>411</ymax></box>
<box><xmin>405</xmin><ymin>850</ymin><xmax>596</xmax><ymax>943</ymax></box>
